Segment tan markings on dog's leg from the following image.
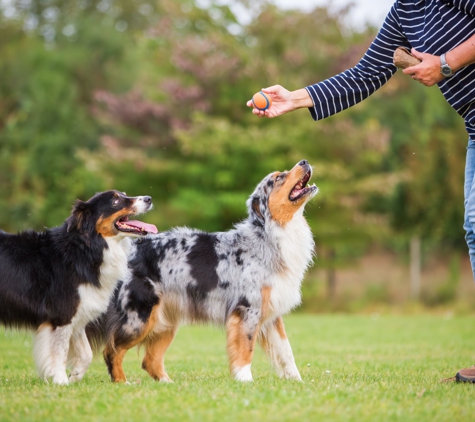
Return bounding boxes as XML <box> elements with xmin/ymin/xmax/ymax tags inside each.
<box><xmin>257</xmin><ymin>317</ymin><xmax>301</xmax><ymax>381</ymax></box>
<box><xmin>142</xmin><ymin>328</ymin><xmax>177</xmax><ymax>382</ymax></box>
<box><xmin>226</xmin><ymin>311</ymin><xmax>259</xmax><ymax>382</ymax></box>
<box><xmin>273</xmin><ymin>316</ymin><xmax>287</xmax><ymax>340</ymax></box>
<box><xmin>104</xmin><ymin>345</ymin><xmax>128</xmax><ymax>383</ymax></box>
<box><xmin>105</xmin><ymin>304</ymin><xmax>160</xmax><ymax>383</ymax></box>
<box><xmin>255</xmin><ymin>316</ymin><xmax>287</xmax><ymax>356</ymax></box>
<box><xmin>260</xmin><ymin>286</ymin><xmax>272</xmax><ymax>322</ymax></box>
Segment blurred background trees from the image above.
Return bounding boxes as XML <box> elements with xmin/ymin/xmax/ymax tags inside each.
<box><xmin>0</xmin><ymin>0</ymin><xmax>471</xmax><ymax>309</ymax></box>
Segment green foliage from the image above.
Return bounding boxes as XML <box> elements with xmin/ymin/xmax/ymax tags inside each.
<box><xmin>0</xmin><ymin>1</ymin><xmax>139</xmax><ymax>229</ymax></box>
<box><xmin>0</xmin><ymin>0</ymin><xmax>468</xmax><ymax>271</ymax></box>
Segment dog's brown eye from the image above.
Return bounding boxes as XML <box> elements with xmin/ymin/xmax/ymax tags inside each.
<box><xmin>276</xmin><ymin>173</ymin><xmax>286</xmax><ymax>182</ymax></box>
<box><xmin>112</xmin><ymin>198</ymin><xmax>120</xmax><ymax>206</ymax></box>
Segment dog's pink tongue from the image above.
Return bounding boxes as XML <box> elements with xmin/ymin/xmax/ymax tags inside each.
<box><xmin>127</xmin><ymin>220</ymin><xmax>158</xmax><ymax>234</ymax></box>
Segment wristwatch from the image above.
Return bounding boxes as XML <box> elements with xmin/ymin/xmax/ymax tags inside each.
<box><xmin>440</xmin><ymin>53</ymin><xmax>454</xmax><ymax>77</ymax></box>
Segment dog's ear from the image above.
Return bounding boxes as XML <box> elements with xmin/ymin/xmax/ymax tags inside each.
<box><xmin>249</xmin><ymin>195</ymin><xmax>266</xmax><ymax>227</ymax></box>
<box><xmin>67</xmin><ymin>200</ymin><xmax>93</xmax><ymax>234</ymax></box>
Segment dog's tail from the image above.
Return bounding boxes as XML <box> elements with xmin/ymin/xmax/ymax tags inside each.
<box><xmin>86</xmin><ymin>312</ymin><xmax>108</xmax><ymax>353</ymax></box>
<box><xmin>86</xmin><ymin>281</ymin><xmax>129</xmax><ymax>353</ymax></box>
<box><xmin>85</xmin><ymin>281</ymin><xmax>124</xmax><ymax>353</ymax></box>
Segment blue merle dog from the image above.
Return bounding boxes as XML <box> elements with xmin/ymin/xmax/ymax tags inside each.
<box><xmin>101</xmin><ymin>160</ymin><xmax>318</xmax><ymax>382</ymax></box>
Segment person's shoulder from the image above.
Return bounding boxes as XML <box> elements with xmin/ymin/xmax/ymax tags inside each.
<box><xmin>392</xmin><ymin>0</ymin><xmax>428</xmax><ymax>14</ymax></box>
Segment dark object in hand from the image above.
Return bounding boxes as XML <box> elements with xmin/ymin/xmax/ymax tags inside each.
<box><xmin>393</xmin><ymin>47</ymin><xmax>421</xmax><ymax>69</ymax></box>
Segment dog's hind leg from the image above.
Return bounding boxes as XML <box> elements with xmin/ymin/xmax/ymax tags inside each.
<box><xmin>34</xmin><ymin>323</ymin><xmax>72</xmax><ymax>385</ymax></box>
<box><xmin>257</xmin><ymin>316</ymin><xmax>301</xmax><ymax>381</ymax></box>
<box><xmin>226</xmin><ymin>306</ymin><xmax>261</xmax><ymax>382</ymax></box>
<box><xmin>104</xmin><ymin>303</ymin><xmax>160</xmax><ymax>383</ymax></box>
<box><xmin>67</xmin><ymin>329</ymin><xmax>93</xmax><ymax>383</ymax></box>
<box><xmin>142</xmin><ymin>327</ymin><xmax>177</xmax><ymax>382</ymax></box>
<box><xmin>103</xmin><ymin>344</ymin><xmax>129</xmax><ymax>383</ymax></box>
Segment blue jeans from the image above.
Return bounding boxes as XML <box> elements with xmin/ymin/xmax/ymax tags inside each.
<box><xmin>464</xmin><ymin>138</ymin><xmax>475</xmax><ymax>281</ymax></box>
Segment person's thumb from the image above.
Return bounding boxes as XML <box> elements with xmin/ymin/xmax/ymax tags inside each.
<box><xmin>411</xmin><ymin>48</ymin><xmax>425</xmax><ymax>61</ymax></box>
<box><xmin>261</xmin><ymin>85</ymin><xmax>282</xmax><ymax>95</ymax></box>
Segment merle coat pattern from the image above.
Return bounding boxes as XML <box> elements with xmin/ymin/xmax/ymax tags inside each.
<box><xmin>102</xmin><ymin>161</ymin><xmax>318</xmax><ymax>382</ymax></box>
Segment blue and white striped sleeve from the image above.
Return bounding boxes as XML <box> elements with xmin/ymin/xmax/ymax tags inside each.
<box><xmin>305</xmin><ymin>3</ymin><xmax>410</xmax><ymax>121</ymax></box>
<box><xmin>449</xmin><ymin>0</ymin><xmax>475</xmax><ymax>15</ymax></box>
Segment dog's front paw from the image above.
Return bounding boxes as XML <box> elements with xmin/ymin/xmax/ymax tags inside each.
<box><xmin>68</xmin><ymin>373</ymin><xmax>82</xmax><ymax>383</ymax></box>
<box><xmin>233</xmin><ymin>364</ymin><xmax>254</xmax><ymax>382</ymax></box>
<box><xmin>280</xmin><ymin>368</ymin><xmax>302</xmax><ymax>381</ymax></box>
<box><xmin>52</xmin><ymin>372</ymin><xmax>70</xmax><ymax>385</ymax></box>
<box><xmin>284</xmin><ymin>372</ymin><xmax>302</xmax><ymax>381</ymax></box>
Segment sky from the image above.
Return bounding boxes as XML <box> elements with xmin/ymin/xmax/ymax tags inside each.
<box><xmin>0</xmin><ymin>0</ymin><xmax>397</xmax><ymax>31</ymax></box>
<box><xmin>214</xmin><ymin>0</ymin><xmax>397</xmax><ymax>32</ymax></box>
<box><xmin>272</xmin><ymin>0</ymin><xmax>396</xmax><ymax>28</ymax></box>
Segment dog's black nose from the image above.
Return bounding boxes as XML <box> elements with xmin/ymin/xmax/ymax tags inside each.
<box><xmin>298</xmin><ymin>160</ymin><xmax>308</xmax><ymax>166</ymax></box>
<box><xmin>143</xmin><ymin>196</ymin><xmax>152</xmax><ymax>203</ymax></box>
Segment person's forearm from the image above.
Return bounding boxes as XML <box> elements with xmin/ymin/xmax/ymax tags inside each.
<box><xmin>446</xmin><ymin>33</ymin><xmax>475</xmax><ymax>71</ymax></box>
<box><xmin>303</xmin><ymin>3</ymin><xmax>405</xmax><ymax>121</ymax></box>
<box><xmin>289</xmin><ymin>89</ymin><xmax>313</xmax><ymax>110</ymax></box>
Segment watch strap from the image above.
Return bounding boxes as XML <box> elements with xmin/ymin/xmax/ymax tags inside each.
<box><xmin>440</xmin><ymin>53</ymin><xmax>454</xmax><ymax>77</ymax></box>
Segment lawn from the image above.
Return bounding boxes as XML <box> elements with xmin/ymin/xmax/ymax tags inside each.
<box><xmin>0</xmin><ymin>314</ymin><xmax>474</xmax><ymax>422</ymax></box>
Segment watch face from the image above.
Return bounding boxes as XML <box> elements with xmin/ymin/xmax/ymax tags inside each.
<box><xmin>442</xmin><ymin>65</ymin><xmax>452</xmax><ymax>76</ymax></box>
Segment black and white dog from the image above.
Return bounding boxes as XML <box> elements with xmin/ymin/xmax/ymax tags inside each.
<box><xmin>100</xmin><ymin>160</ymin><xmax>317</xmax><ymax>383</ymax></box>
<box><xmin>0</xmin><ymin>190</ymin><xmax>157</xmax><ymax>384</ymax></box>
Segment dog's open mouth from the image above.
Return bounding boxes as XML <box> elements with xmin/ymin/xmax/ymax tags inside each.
<box><xmin>289</xmin><ymin>170</ymin><xmax>316</xmax><ymax>201</ymax></box>
<box><xmin>115</xmin><ymin>216</ymin><xmax>158</xmax><ymax>235</ymax></box>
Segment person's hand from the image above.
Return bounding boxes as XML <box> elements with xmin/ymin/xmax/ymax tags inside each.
<box><xmin>402</xmin><ymin>48</ymin><xmax>445</xmax><ymax>86</ymax></box>
<box><xmin>246</xmin><ymin>85</ymin><xmax>296</xmax><ymax>118</ymax></box>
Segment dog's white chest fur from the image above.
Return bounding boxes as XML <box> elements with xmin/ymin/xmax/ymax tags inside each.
<box><xmin>73</xmin><ymin>237</ymin><xmax>131</xmax><ymax>329</ymax></box>
<box><xmin>270</xmin><ymin>214</ymin><xmax>314</xmax><ymax>317</ymax></box>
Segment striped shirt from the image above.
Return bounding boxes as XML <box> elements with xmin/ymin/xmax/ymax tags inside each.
<box><xmin>305</xmin><ymin>0</ymin><xmax>475</xmax><ymax>139</ymax></box>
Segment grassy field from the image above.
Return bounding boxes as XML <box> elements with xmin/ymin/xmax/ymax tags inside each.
<box><xmin>0</xmin><ymin>314</ymin><xmax>474</xmax><ymax>422</ymax></box>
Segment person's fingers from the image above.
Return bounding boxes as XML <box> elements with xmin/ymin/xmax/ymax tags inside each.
<box><xmin>402</xmin><ymin>65</ymin><xmax>418</xmax><ymax>75</ymax></box>
<box><xmin>261</xmin><ymin>85</ymin><xmax>282</xmax><ymax>94</ymax></box>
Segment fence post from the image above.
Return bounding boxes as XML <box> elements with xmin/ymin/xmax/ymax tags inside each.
<box><xmin>410</xmin><ymin>235</ymin><xmax>421</xmax><ymax>300</ymax></box>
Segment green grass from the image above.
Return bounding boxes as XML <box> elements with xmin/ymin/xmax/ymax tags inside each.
<box><xmin>0</xmin><ymin>314</ymin><xmax>474</xmax><ymax>421</ymax></box>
